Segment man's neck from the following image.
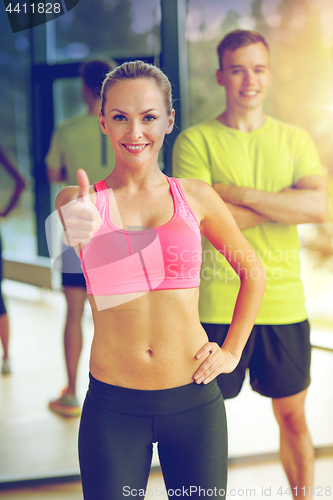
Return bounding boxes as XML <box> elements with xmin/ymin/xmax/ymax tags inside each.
<box><xmin>217</xmin><ymin>108</ymin><xmax>267</xmax><ymax>133</ymax></box>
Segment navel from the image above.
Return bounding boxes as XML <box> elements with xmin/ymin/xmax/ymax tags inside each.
<box><xmin>146</xmin><ymin>348</ymin><xmax>153</xmax><ymax>356</ymax></box>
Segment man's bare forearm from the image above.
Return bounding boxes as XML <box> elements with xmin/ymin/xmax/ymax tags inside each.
<box><xmin>225</xmin><ymin>202</ymin><xmax>269</xmax><ymax>230</ymax></box>
<box><xmin>214</xmin><ymin>176</ymin><xmax>328</xmax><ymax>225</ymax></box>
<box><xmin>47</xmin><ymin>166</ymin><xmax>66</xmax><ymax>184</ymax></box>
<box><xmin>241</xmin><ymin>187</ymin><xmax>327</xmax><ymax>224</ymax></box>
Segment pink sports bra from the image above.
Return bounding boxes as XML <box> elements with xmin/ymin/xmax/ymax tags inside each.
<box><xmin>80</xmin><ymin>176</ymin><xmax>202</xmax><ymax>296</ymax></box>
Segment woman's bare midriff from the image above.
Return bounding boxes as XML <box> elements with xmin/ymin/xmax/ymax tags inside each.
<box><xmin>88</xmin><ymin>287</ymin><xmax>211</xmax><ymax>390</ymax></box>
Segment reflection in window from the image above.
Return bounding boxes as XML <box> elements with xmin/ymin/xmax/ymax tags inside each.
<box><xmin>0</xmin><ymin>12</ymin><xmax>36</xmax><ymax>257</ymax></box>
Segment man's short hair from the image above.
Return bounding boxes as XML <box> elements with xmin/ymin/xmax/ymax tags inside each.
<box><xmin>217</xmin><ymin>30</ymin><xmax>270</xmax><ymax>70</ymax></box>
<box><xmin>79</xmin><ymin>59</ymin><xmax>118</xmax><ymax>99</ymax></box>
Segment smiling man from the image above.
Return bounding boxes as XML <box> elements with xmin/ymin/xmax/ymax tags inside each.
<box><xmin>173</xmin><ymin>30</ymin><xmax>328</xmax><ymax>499</ymax></box>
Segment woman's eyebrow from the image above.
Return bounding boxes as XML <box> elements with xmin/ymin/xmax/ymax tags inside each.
<box><xmin>110</xmin><ymin>108</ymin><xmax>159</xmax><ymax>114</ymax></box>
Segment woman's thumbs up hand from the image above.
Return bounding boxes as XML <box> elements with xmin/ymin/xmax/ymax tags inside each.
<box><xmin>77</xmin><ymin>168</ymin><xmax>91</xmax><ymax>200</ymax></box>
<box><xmin>59</xmin><ymin>169</ymin><xmax>101</xmax><ymax>247</ymax></box>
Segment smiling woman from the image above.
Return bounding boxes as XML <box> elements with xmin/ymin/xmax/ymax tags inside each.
<box><xmin>98</xmin><ymin>63</ymin><xmax>174</xmax><ymax>174</ymax></box>
<box><xmin>54</xmin><ymin>60</ymin><xmax>266</xmax><ymax>499</ymax></box>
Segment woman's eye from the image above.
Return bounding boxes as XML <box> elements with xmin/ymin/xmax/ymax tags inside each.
<box><xmin>144</xmin><ymin>115</ymin><xmax>156</xmax><ymax>122</ymax></box>
<box><xmin>113</xmin><ymin>114</ymin><xmax>127</xmax><ymax>121</ymax></box>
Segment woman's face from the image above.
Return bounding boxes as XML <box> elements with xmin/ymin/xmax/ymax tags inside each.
<box><xmin>99</xmin><ymin>78</ymin><xmax>174</xmax><ymax>170</ymax></box>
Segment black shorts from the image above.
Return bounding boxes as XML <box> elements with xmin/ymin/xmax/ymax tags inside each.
<box><xmin>61</xmin><ymin>244</ymin><xmax>86</xmax><ymax>288</ymax></box>
<box><xmin>79</xmin><ymin>374</ymin><xmax>228</xmax><ymax>499</ymax></box>
<box><xmin>0</xmin><ymin>236</ymin><xmax>7</xmax><ymax>316</ymax></box>
<box><xmin>202</xmin><ymin>320</ymin><xmax>311</xmax><ymax>400</ymax></box>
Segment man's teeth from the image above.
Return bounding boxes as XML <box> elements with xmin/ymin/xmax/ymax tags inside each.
<box><xmin>241</xmin><ymin>91</ymin><xmax>257</xmax><ymax>95</ymax></box>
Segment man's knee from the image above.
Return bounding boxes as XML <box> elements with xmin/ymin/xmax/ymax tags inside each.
<box><xmin>277</xmin><ymin>409</ymin><xmax>308</xmax><ymax>435</ymax></box>
<box><xmin>272</xmin><ymin>390</ymin><xmax>309</xmax><ymax>435</ymax></box>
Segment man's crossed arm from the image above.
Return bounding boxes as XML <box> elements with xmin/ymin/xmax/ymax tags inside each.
<box><xmin>213</xmin><ymin>175</ymin><xmax>328</xmax><ymax>230</ymax></box>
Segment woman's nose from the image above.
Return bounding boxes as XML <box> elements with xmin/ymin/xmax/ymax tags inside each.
<box><xmin>126</xmin><ymin>120</ymin><xmax>143</xmax><ymax>140</ymax></box>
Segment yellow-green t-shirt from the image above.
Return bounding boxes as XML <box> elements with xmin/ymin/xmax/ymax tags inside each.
<box><xmin>172</xmin><ymin>116</ymin><xmax>324</xmax><ymax>325</ymax></box>
<box><xmin>46</xmin><ymin>114</ymin><xmax>115</xmax><ymax>185</ymax></box>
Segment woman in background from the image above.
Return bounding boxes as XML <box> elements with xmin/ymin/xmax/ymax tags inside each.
<box><xmin>0</xmin><ymin>145</ymin><xmax>25</xmax><ymax>375</ymax></box>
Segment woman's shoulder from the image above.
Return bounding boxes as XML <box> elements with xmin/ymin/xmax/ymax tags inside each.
<box><xmin>173</xmin><ymin>177</ymin><xmax>213</xmax><ymax>198</ymax></box>
<box><xmin>171</xmin><ymin>177</ymin><xmax>217</xmax><ymax>224</ymax></box>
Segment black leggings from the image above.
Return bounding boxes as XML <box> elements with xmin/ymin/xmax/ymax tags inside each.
<box><xmin>79</xmin><ymin>374</ymin><xmax>228</xmax><ymax>499</ymax></box>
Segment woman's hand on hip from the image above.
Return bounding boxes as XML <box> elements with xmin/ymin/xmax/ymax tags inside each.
<box><xmin>193</xmin><ymin>343</ymin><xmax>240</xmax><ymax>385</ymax></box>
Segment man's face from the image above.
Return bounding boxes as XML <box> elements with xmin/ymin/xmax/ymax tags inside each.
<box><xmin>216</xmin><ymin>42</ymin><xmax>273</xmax><ymax>111</ymax></box>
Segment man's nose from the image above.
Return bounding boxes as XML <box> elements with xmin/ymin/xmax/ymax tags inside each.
<box><xmin>243</xmin><ymin>70</ymin><xmax>256</xmax><ymax>85</ymax></box>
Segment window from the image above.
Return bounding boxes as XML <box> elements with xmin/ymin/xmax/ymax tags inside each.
<box><xmin>0</xmin><ymin>9</ymin><xmax>36</xmax><ymax>257</ymax></box>
<box><xmin>47</xmin><ymin>0</ymin><xmax>161</xmax><ymax>64</ymax></box>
